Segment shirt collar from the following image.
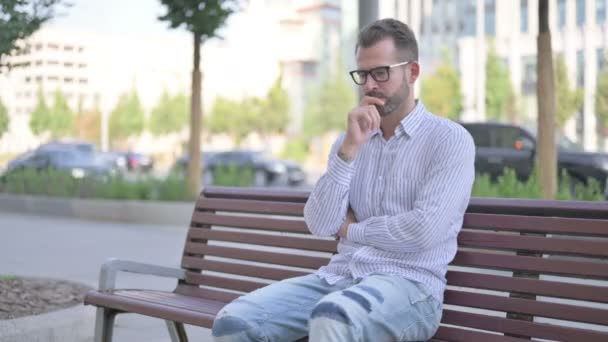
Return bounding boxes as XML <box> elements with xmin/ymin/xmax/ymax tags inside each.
<box><xmin>371</xmin><ymin>100</ymin><xmax>427</xmax><ymax>138</ymax></box>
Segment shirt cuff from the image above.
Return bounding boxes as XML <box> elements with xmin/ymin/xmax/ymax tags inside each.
<box><xmin>347</xmin><ymin>221</ymin><xmax>366</xmax><ymax>243</ymax></box>
<box><xmin>327</xmin><ymin>152</ymin><xmax>355</xmax><ymax>187</ymax></box>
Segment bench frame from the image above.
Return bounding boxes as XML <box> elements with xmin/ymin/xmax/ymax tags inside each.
<box><xmin>85</xmin><ymin>186</ymin><xmax>608</xmax><ymax>342</ymax></box>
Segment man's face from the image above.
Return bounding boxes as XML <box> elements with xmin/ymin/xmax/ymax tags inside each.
<box><xmin>355</xmin><ymin>38</ymin><xmax>414</xmax><ymax>117</ymax></box>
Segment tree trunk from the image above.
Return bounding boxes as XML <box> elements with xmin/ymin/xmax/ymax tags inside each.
<box><xmin>536</xmin><ymin>0</ymin><xmax>557</xmax><ymax>200</ymax></box>
<box><xmin>187</xmin><ymin>33</ymin><xmax>203</xmax><ymax>198</ymax></box>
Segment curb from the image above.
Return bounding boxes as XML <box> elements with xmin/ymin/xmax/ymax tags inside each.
<box><xmin>0</xmin><ymin>193</ymin><xmax>194</xmax><ymax>226</ymax></box>
<box><xmin>0</xmin><ymin>304</ymin><xmax>95</xmax><ymax>342</ymax></box>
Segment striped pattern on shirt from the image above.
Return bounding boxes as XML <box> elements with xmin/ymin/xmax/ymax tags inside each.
<box><xmin>303</xmin><ymin>101</ymin><xmax>475</xmax><ymax>303</ymax></box>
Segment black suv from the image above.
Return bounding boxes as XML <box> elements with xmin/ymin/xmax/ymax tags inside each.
<box><xmin>460</xmin><ymin>122</ymin><xmax>608</xmax><ymax>197</ymax></box>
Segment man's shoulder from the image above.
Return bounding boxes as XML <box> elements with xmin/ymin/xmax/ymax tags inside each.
<box><xmin>423</xmin><ymin>112</ymin><xmax>473</xmax><ymax>146</ymax></box>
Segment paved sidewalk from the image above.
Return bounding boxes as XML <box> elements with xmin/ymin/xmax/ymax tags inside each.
<box><xmin>0</xmin><ymin>212</ymin><xmax>213</xmax><ymax>341</ymax></box>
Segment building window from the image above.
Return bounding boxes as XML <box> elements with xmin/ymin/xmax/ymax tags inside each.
<box><xmin>598</xmin><ymin>48</ymin><xmax>606</xmax><ymax>72</ymax></box>
<box><xmin>64</xmin><ymin>62</ymin><xmax>73</xmax><ymax>67</ymax></box>
<box><xmin>25</xmin><ymin>77</ymin><xmax>31</xmax><ymax>83</ymax></box>
<box><xmin>520</xmin><ymin>0</ymin><xmax>528</xmax><ymax>33</ymax></box>
<box><xmin>78</xmin><ymin>63</ymin><xmax>87</xmax><ymax>68</ymax></box>
<box><xmin>558</xmin><ymin>0</ymin><xmax>566</xmax><ymax>29</ymax></box>
<box><xmin>484</xmin><ymin>0</ymin><xmax>496</xmax><ymax>36</ymax></box>
<box><xmin>35</xmin><ymin>43</ymin><xmax>43</xmax><ymax>51</ymax></box>
<box><xmin>64</xmin><ymin>45</ymin><xmax>73</xmax><ymax>51</ymax></box>
<box><xmin>64</xmin><ymin>77</ymin><xmax>73</xmax><ymax>83</ymax></box>
<box><xmin>47</xmin><ymin>60</ymin><xmax>59</xmax><ymax>66</ymax></box>
<box><xmin>47</xmin><ymin>43</ymin><xmax>59</xmax><ymax>50</ymax></box>
<box><xmin>47</xmin><ymin>76</ymin><xmax>59</xmax><ymax>81</ymax></box>
<box><xmin>598</xmin><ymin>0</ymin><xmax>606</xmax><ymax>24</ymax></box>
<box><xmin>78</xmin><ymin>79</ymin><xmax>88</xmax><ymax>85</ymax></box>
<box><xmin>78</xmin><ymin>46</ymin><xmax>84</xmax><ymax>53</ymax></box>
<box><xmin>35</xmin><ymin>76</ymin><xmax>42</xmax><ymax>82</ymax></box>
<box><xmin>521</xmin><ymin>55</ymin><xmax>537</xmax><ymax>94</ymax></box>
<box><xmin>576</xmin><ymin>0</ymin><xmax>586</xmax><ymax>27</ymax></box>
<box><xmin>577</xmin><ymin>50</ymin><xmax>585</xmax><ymax>87</ymax></box>
<box><xmin>460</xmin><ymin>0</ymin><xmax>476</xmax><ymax>36</ymax></box>
<box><xmin>35</xmin><ymin>60</ymin><xmax>43</xmax><ymax>66</ymax></box>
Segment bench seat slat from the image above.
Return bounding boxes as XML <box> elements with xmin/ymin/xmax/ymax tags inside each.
<box><xmin>442</xmin><ymin>309</ymin><xmax>608</xmax><ymax>341</ymax></box>
<box><xmin>444</xmin><ymin>289</ymin><xmax>608</xmax><ymax>326</ymax></box>
<box><xmin>446</xmin><ymin>271</ymin><xmax>608</xmax><ymax>303</ymax></box>
<box><xmin>458</xmin><ymin>230</ymin><xmax>608</xmax><ymax>257</ymax></box>
<box><xmin>185</xmin><ymin>273</ymin><xmax>267</xmax><ymax>293</ymax></box>
<box><xmin>452</xmin><ymin>250</ymin><xmax>608</xmax><ymax>278</ymax></box>
<box><xmin>464</xmin><ymin>213</ymin><xmax>608</xmax><ymax>236</ymax></box>
<box><xmin>174</xmin><ymin>284</ymin><xmax>240</xmax><ymax>303</ymax></box>
<box><xmin>195</xmin><ymin>198</ymin><xmax>304</xmax><ymax>216</ymax></box>
<box><xmin>187</xmin><ymin>228</ymin><xmax>337</xmax><ymax>252</ymax></box>
<box><xmin>433</xmin><ymin>326</ymin><xmax>527</xmax><ymax>342</ymax></box>
<box><xmin>84</xmin><ymin>290</ymin><xmax>219</xmax><ymax>328</ymax></box>
<box><xmin>191</xmin><ymin>212</ymin><xmax>310</xmax><ymax>233</ymax></box>
<box><xmin>182</xmin><ymin>257</ymin><xmax>308</xmax><ymax>281</ymax></box>
<box><xmin>184</xmin><ymin>243</ymin><xmax>330</xmax><ymax>269</ymax></box>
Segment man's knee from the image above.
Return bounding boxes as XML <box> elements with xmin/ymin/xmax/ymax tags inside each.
<box><xmin>211</xmin><ymin>310</ymin><xmax>265</xmax><ymax>341</ymax></box>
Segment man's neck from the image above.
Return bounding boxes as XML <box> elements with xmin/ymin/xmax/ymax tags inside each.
<box><xmin>381</xmin><ymin>98</ymin><xmax>416</xmax><ymax>140</ymax></box>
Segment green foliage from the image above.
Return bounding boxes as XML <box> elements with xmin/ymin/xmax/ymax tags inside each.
<box><xmin>421</xmin><ymin>52</ymin><xmax>463</xmax><ymax>120</ymax></box>
<box><xmin>29</xmin><ymin>88</ymin><xmax>73</xmax><ymax>138</ymax></box>
<box><xmin>485</xmin><ymin>43</ymin><xmax>514</xmax><ymax>122</ymax></box>
<box><xmin>555</xmin><ymin>55</ymin><xmax>583</xmax><ymax>128</ymax></box>
<box><xmin>303</xmin><ymin>73</ymin><xmax>355</xmax><ymax>138</ymax></box>
<box><xmin>109</xmin><ymin>90</ymin><xmax>145</xmax><ymax>144</ymax></box>
<box><xmin>149</xmin><ymin>90</ymin><xmax>189</xmax><ymax>136</ymax></box>
<box><xmin>207</xmin><ymin>96</ymin><xmax>256</xmax><ymax>144</ymax></box>
<box><xmin>280</xmin><ymin>137</ymin><xmax>309</xmax><ymax>163</ymax></box>
<box><xmin>212</xmin><ymin>164</ymin><xmax>254</xmax><ymax>187</ymax></box>
<box><xmin>29</xmin><ymin>86</ymin><xmax>49</xmax><ymax>135</ymax></box>
<box><xmin>596</xmin><ymin>68</ymin><xmax>608</xmax><ymax>129</ymax></box>
<box><xmin>259</xmin><ymin>75</ymin><xmax>289</xmax><ymax>135</ymax></box>
<box><xmin>0</xmin><ymin>96</ymin><xmax>9</xmax><ymax>139</ymax></box>
<box><xmin>0</xmin><ymin>0</ymin><xmax>64</xmax><ymax>68</ymax></box>
<box><xmin>158</xmin><ymin>0</ymin><xmax>240</xmax><ymax>38</ymax></box>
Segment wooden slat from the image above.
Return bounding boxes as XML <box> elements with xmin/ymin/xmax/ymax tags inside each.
<box><xmin>181</xmin><ymin>257</ymin><xmax>309</xmax><ymax>281</ymax></box>
<box><xmin>187</xmin><ymin>228</ymin><xmax>337</xmax><ymax>253</ymax></box>
<box><xmin>174</xmin><ymin>284</ymin><xmax>240</xmax><ymax>303</ymax></box>
<box><xmin>444</xmin><ymin>290</ymin><xmax>608</xmax><ymax>326</ymax></box>
<box><xmin>458</xmin><ymin>230</ymin><xmax>608</xmax><ymax>257</ymax></box>
<box><xmin>195</xmin><ymin>198</ymin><xmax>304</xmax><ymax>216</ymax></box>
<box><xmin>446</xmin><ymin>271</ymin><xmax>608</xmax><ymax>304</ymax></box>
<box><xmin>191</xmin><ymin>212</ymin><xmax>310</xmax><ymax>233</ymax></box>
<box><xmin>185</xmin><ymin>273</ymin><xmax>267</xmax><ymax>293</ymax></box>
<box><xmin>442</xmin><ymin>309</ymin><xmax>608</xmax><ymax>341</ymax></box>
<box><xmin>452</xmin><ymin>250</ymin><xmax>608</xmax><ymax>279</ymax></box>
<box><xmin>467</xmin><ymin>197</ymin><xmax>608</xmax><ymax>219</ymax></box>
<box><xmin>464</xmin><ymin>213</ymin><xmax>608</xmax><ymax>236</ymax></box>
<box><xmin>113</xmin><ymin>290</ymin><xmax>224</xmax><ymax>315</ymax></box>
<box><xmin>433</xmin><ymin>326</ymin><xmax>526</xmax><ymax>342</ymax></box>
<box><xmin>203</xmin><ymin>186</ymin><xmax>309</xmax><ymax>203</ymax></box>
<box><xmin>184</xmin><ymin>243</ymin><xmax>330</xmax><ymax>269</ymax></box>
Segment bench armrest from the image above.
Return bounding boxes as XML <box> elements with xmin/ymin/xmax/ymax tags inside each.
<box><xmin>98</xmin><ymin>258</ymin><xmax>186</xmax><ymax>291</ymax></box>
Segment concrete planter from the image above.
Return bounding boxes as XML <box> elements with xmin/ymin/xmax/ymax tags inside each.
<box><xmin>0</xmin><ymin>193</ymin><xmax>194</xmax><ymax>226</ymax></box>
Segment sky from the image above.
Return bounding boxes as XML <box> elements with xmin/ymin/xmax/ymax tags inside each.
<box><xmin>46</xmin><ymin>0</ymin><xmax>206</xmax><ymax>39</ymax></box>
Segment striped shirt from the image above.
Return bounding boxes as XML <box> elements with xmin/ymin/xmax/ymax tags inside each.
<box><xmin>303</xmin><ymin>101</ymin><xmax>475</xmax><ymax>302</ymax></box>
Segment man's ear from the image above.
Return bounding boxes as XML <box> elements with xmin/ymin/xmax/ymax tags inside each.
<box><xmin>408</xmin><ymin>62</ymin><xmax>420</xmax><ymax>84</ymax></box>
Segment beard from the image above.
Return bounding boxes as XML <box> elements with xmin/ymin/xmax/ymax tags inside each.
<box><xmin>366</xmin><ymin>85</ymin><xmax>409</xmax><ymax>117</ymax></box>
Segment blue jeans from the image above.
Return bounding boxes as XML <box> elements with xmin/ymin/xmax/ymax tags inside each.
<box><xmin>211</xmin><ymin>273</ymin><xmax>442</xmax><ymax>342</ymax></box>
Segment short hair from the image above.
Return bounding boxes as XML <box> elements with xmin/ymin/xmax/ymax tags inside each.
<box><xmin>356</xmin><ymin>18</ymin><xmax>418</xmax><ymax>61</ymax></box>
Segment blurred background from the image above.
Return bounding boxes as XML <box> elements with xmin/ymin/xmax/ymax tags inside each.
<box><xmin>1</xmin><ymin>0</ymin><xmax>607</xmax><ymax>200</ymax></box>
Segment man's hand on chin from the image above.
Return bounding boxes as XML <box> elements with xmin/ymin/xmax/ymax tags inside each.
<box><xmin>337</xmin><ymin>209</ymin><xmax>357</xmax><ymax>239</ymax></box>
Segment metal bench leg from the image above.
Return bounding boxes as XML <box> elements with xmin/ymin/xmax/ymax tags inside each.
<box><xmin>94</xmin><ymin>308</ymin><xmax>117</xmax><ymax>342</ymax></box>
<box><xmin>166</xmin><ymin>320</ymin><xmax>189</xmax><ymax>342</ymax></box>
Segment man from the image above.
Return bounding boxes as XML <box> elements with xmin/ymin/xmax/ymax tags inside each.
<box><xmin>212</xmin><ymin>18</ymin><xmax>475</xmax><ymax>342</ymax></box>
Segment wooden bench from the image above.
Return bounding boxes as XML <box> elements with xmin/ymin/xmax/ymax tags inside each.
<box><xmin>84</xmin><ymin>186</ymin><xmax>608</xmax><ymax>342</ymax></box>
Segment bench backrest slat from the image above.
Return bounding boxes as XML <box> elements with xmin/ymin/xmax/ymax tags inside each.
<box><xmin>177</xmin><ymin>187</ymin><xmax>608</xmax><ymax>340</ymax></box>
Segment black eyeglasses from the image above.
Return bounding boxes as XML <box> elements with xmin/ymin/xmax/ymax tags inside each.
<box><xmin>349</xmin><ymin>61</ymin><xmax>414</xmax><ymax>85</ymax></box>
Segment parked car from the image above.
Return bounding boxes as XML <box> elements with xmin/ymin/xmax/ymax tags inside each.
<box><xmin>97</xmin><ymin>151</ymin><xmax>154</xmax><ymax>175</ymax></box>
<box><xmin>2</xmin><ymin>141</ymin><xmax>114</xmax><ymax>181</ymax></box>
<box><xmin>171</xmin><ymin>150</ymin><xmax>305</xmax><ymax>187</ymax></box>
<box><xmin>460</xmin><ymin>122</ymin><xmax>608</xmax><ymax>197</ymax></box>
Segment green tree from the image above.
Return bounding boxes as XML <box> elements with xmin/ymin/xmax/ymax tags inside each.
<box><xmin>0</xmin><ymin>0</ymin><xmax>65</xmax><ymax>69</ymax></box>
<box><xmin>159</xmin><ymin>0</ymin><xmax>240</xmax><ymax>194</ymax></box>
<box><xmin>48</xmin><ymin>89</ymin><xmax>73</xmax><ymax>138</ymax></box>
<box><xmin>421</xmin><ymin>54</ymin><xmax>463</xmax><ymax>120</ymax></box>
<box><xmin>555</xmin><ymin>55</ymin><xmax>583</xmax><ymax>129</ymax></box>
<box><xmin>149</xmin><ymin>90</ymin><xmax>189</xmax><ymax>136</ymax></box>
<box><xmin>109</xmin><ymin>90</ymin><xmax>144</xmax><ymax>145</ymax></box>
<box><xmin>485</xmin><ymin>43</ymin><xmax>514</xmax><ymax>122</ymax></box>
<box><xmin>259</xmin><ymin>75</ymin><xmax>289</xmax><ymax>135</ymax></box>
<box><xmin>596</xmin><ymin>68</ymin><xmax>608</xmax><ymax>140</ymax></box>
<box><xmin>207</xmin><ymin>96</ymin><xmax>258</xmax><ymax>145</ymax></box>
<box><xmin>0</xmin><ymin>96</ymin><xmax>9</xmax><ymax>139</ymax></box>
<box><xmin>29</xmin><ymin>86</ymin><xmax>49</xmax><ymax>135</ymax></box>
<box><xmin>303</xmin><ymin>73</ymin><xmax>356</xmax><ymax>138</ymax></box>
